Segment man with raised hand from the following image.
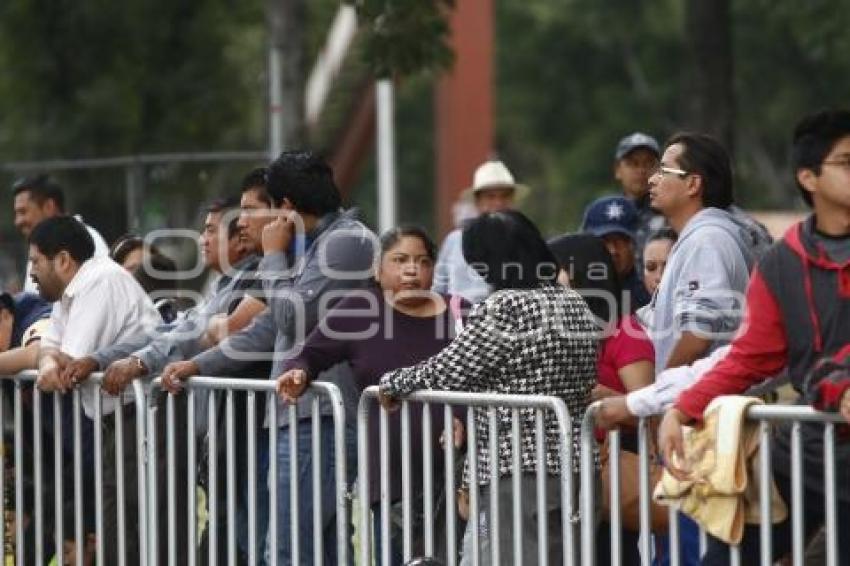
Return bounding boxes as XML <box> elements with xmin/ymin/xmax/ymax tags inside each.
<box><xmin>159</xmin><ymin>150</ymin><xmax>377</xmax><ymax>565</ymax></box>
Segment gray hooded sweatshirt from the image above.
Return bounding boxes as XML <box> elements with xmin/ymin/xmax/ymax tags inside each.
<box><xmin>650</xmin><ymin>207</ymin><xmax>755</xmax><ymax>373</ymax></box>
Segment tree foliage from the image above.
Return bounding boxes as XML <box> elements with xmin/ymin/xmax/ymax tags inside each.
<box><xmin>346</xmin><ymin>0</ymin><xmax>455</xmax><ymax>78</ymax></box>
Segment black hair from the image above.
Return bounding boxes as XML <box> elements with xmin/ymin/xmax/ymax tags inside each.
<box><xmin>206</xmin><ymin>196</ymin><xmax>242</xmax><ymax>239</ymax></box>
<box><xmin>548</xmin><ymin>233</ymin><xmax>622</xmax><ymax>323</ymax></box>
<box><xmin>241</xmin><ymin>167</ymin><xmax>273</xmax><ymax>207</ymax></box>
<box><xmin>379</xmin><ymin>225</ymin><xmax>438</xmax><ymax>261</ymax></box>
<box><xmin>0</xmin><ymin>293</ymin><xmax>14</xmax><ymax>316</ymax></box>
<box><xmin>646</xmin><ymin>228</ymin><xmax>678</xmax><ymax>246</ymax></box>
<box><xmin>11</xmin><ymin>174</ymin><xmax>65</xmax><ymax>212</ymax></box>
<box><xmin>791</xmin><ymin>109</ymin><xmax>850</xmax><ymax>207</ymax></box>
<box><xmin>29</xmin><ymin>216</ymin><xmax>95</xmax><ymax>264</ymax></box>
<box><xmin>461</xmin><ymin>210</ymin><xmax>558</xmax><ymax>291</ymax></box>
<box><xmin>666</xmin><ymin>132</ymin><xmax>734</xmax><ymax>210</ymax></box>
<box><xmin>132</xmin><ymin>251</ymin><xmax>178</xmax><ymax>294</ymax></box>
<box><xmin>267</xmin><ymin>150</ymin><xmax>341</xmax><ymax>215</ymax></box>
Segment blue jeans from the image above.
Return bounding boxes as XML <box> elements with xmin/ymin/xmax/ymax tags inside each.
<box><xmin>265</xmin><ymin>416</ymin><xmax>357</xmax><ymax>566</ymax></box>
<box><xmin>654</xmin><ymin>513</ymin><xmax>701</xmax><ymax>566</ymax></box>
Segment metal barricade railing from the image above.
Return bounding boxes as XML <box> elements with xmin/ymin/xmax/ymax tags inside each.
<box><xmin>580</xmin><ymin>400</ymin><xmax>847</xmax><ymax>566</ymax></box>
<box><xmin>145</xmin><ymin>376</ymin><xmax>350</xmax><ymax>566</ymax></box>
<box><xmin>356</xmin><ymin>385</ymin><xmax>581</xmax><ymax>566</ymax></box>
<box><xmin>1</xmin><ymin>369</ymin><xmax>147</xmax><ymax>566</ymax></box>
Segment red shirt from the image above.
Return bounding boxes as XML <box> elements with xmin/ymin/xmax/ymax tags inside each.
<box><xmin>595</xmin><ymin>315</ymin><xmax>655</xmax><ymax>440</ymax></box>
<box><xmin>598</xmin><ymin>315</ymin><xmax>655</xmax><ymax>392</ymax></box>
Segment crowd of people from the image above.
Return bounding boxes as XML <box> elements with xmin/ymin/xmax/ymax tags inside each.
<box><xmin>1</xmin><ymin>107</ymin><xmax>849</xmax><ymax>565</ymax></box>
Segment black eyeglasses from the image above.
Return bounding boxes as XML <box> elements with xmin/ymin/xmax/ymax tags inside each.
<box><xmin>822</xmin><ymin>155</ymin><xmax>850</xmax><ymax>170</ymax></box>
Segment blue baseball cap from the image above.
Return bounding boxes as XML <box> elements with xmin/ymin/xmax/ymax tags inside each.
<box><xmin>581</xmin><ymin>196</ymin><xmax>638</xmax><ymax>241</ymax></box>
<box><xmin>615</xmin><ymin>132</ymin><xmax>660</xmax><ymax>160</ymax></box>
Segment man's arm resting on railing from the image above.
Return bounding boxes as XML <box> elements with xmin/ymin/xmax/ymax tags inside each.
<box><xmin>0</xmin><ymin>342</ymin><xmax>40</xmax><ymax>375</ymax></box>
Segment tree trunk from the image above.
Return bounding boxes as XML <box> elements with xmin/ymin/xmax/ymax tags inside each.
<box><xmin>683</xmin><ymin>0</ymin><xmax>735</xmax><ymax>153</ymax></box>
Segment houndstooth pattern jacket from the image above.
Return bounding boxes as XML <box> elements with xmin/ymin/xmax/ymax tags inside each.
<box><xmin>380</xmin><ymin>283</ymin><xmax>599</xmax><ymax>486</ymax></box>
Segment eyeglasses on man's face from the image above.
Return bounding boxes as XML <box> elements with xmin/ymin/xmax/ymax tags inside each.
<box><xmin>650</xmin><ymin>165</ymin><xmax>690</xmax><ymax>179</ymax></box>
<box><xmin>822</xmin><ymin>155</ymin><xmax>850</xmax><ymax>170</ymax></box>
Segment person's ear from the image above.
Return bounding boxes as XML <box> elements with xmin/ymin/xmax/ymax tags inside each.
<box><xmin>796</xmin><ymin>168</ymin><xmax>818</xmax><ymax>198</ymax></box>
<box><xmin>685</xmin><ymin>173</ymin><xmax>703</xmax><ymax>199</ymax></box>
<box><xmin>41</xmin><ymin>198</ymin><xmax>60</xmax><ymax>216</ymax></box>
<box><xmin>54</xmin><ymin>250</ymin><xmax>75</xmax><ymax>274</ymax></box>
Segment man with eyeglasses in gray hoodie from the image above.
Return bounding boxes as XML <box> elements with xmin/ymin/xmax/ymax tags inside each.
<box><xmin>642</xmin><ymin>132</ymin><xmax>755</xmax><ymax>564</ymax></box>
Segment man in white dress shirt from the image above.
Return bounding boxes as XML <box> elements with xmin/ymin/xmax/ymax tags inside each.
<box><xmin>12</xmin><ymin>174</ymin><xmax>108</xmax><ymax>293</ymax></box>
<box><xmin>29</xmin><ymin>215</ymin><xmax>176</xmax><ymax>565</ymax></box>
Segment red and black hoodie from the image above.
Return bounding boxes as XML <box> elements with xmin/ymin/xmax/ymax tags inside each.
<box><xmin>676</xmin><ymin>215</ymin><xmax>850</xmax><ymax>421</ymax></box>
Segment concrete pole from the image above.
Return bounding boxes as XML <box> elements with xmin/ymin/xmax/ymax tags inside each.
<box><xmin>376</xmin><ymin>79</ymin><xmax>397</xmax><ymax>234</ymax></box>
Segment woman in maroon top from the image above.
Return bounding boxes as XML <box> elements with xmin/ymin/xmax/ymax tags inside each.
<box><xmin>277</xmin><ymin>225</ymin><xmax>464</xmax><ymax>564</ymax></box>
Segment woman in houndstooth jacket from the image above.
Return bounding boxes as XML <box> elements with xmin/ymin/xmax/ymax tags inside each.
<box><xmin>380</xmin><ymin>210</ymin><xmax>599</xmax><ymax>566</ymax></box>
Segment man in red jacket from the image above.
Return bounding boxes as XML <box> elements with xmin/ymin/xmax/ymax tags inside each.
<box><xmin>658</xmin><ymin>108</ymin><xmax>850</xmax><ymax>564</ymax></box>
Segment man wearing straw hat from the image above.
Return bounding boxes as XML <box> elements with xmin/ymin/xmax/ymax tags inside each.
<box><xmin>432</xmin><ymin>159</ymin><xmax>530</xmax><ymax>304</ymax></box>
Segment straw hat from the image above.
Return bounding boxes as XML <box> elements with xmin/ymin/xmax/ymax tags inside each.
<box><xmin>461</xmin><ymin>160</ymin><xmax>530</xmax><ymax>202</ymax></box>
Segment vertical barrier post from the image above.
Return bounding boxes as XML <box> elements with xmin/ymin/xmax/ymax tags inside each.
<box><xmin>13</xmin><ymin>384</ymin><xmax>24</xmax><ymax>566</ymax></box>
<box><xmin>790</xmin><ymin>421</ymin><xmax>804</xmax><ymax>566</ymax></box>
<box><xmin>488</xmin><ymin>407</ymin><xmax>500</xmax><ymax>566</ymax></box>
<box><xmin>402</xmin><ymin>401</ymin><xmax>412</xmax><ymax>561</ymax></box>
<box><xmin>187</xmin><ymin>389</ymin><xmax>197</xmax><ymax>566</ymax></box>
<box><xmin>146</xmin><ymin>393</ymin><xmax>158</xmax><ymax>566</ymax></box>
<box><xmin>608</xmin><ymin>429</ymin><xmax>621</xmax><ymax>566</ymax></box>
<box><xmin>824</xmin><ymin>422</ymin><xmax>837</xmax><ymax>566</ymax></box>
<box><xmin>166</xmin><ymin>394</ymin><xmax>177</xmax><ymax>566</ymax></box>
<box><xmin>52</xmin><ymin>391</ymin><xmax>64</xmax><ymax>566</ymax></box>
<box><xmin>226</xmin><ymin>390</ymin><xmax>237</xmax><ymax>566</ymax></box>
<box><xmin>511</xmin><ymin>408</ymin><xmax>523</xmax><ymax>565</ymax></box>
<box><xmin>207</xmin><ymin>389</ymin><xmax>218</xmax><ymax>566</ymax></box>
<box><xmin>637</xmin><ymin>418</ymin><xmax>651</xmax><ymax>565</ymax></box>
<box><xmin>443</xmin><ymin>405</ymin><xmax>457</xmax><ymax>566</ymax></box>
<box><xmin>73</xmin><ymin>390</ymin><xmax>84</xmax><ymax>566</ymax></box>
<box><xmin>269</xmin><ymin>394</ymin><xmax>278</xmax><ymax>566</ymax></box>
<box><xmin>288</xmin><ymin>404</ymin><xmax>300</xmax><ymax>565</ymax></box>
<box><xmin>580</xmin><ymin>402</ymin><xmax>599</xmax><ymax>566</ymax></box>
<box><xmin>94</xmin><ymin>390</ymin><xmax>105</xmax><ymax>566</ymax></box>
<box><xmin>33</xmin><ymin>388</ymin><xmax>44</xmax><ymax>566</ymax></box>
<box><xmin>248</xmin><ymin>391</ymin><xmax>258</xmax><ymax>566</ymax></box>
<box><xmin>467</xmin><ymin>407</ymin><xmax>480</xmax><ymax>566</ymax></box>
<box><xmin>131</xmin><ymin>381</ymin><xmax>148</xmax><ymax>566</ymax></box>
<box><xmin>357</xmin><ymin>395</ymin><xmax>372</xmax><ymax>566</ymax></box>
<box><xmin>758</xmin><ymin>420</ymin><xmax>772</xmax><ymax>566</ymax></box>
<box><xmin>422</xmin><ymin>402</ymin><xmax>434</xmax><ymax>556</ymax></box>
<box><xmin>311</xmin><ymin>397</ymin><xmax>323</xmax><ymax>566</ymax></box>
<box><xmin>535</xmin><ymin>409</ymin><xmax>548</xmax><ymax>566</ymax></box>
<box><xmin>379</xmin><ymin>405</ymin><xmax>390</xmax><ymax>566</ymax></box>
<box><xmin>115</xmin><ymin>401</ymin><xmax>127</xmax><ymax>566</ymax></box>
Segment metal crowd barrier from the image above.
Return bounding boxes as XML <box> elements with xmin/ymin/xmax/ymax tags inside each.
<box><xmin>145</xmin><ymin>376</ymin><xmax>350</xmax><ymax>566</ymax></box>
<box><xmin>1</xmin><ymin>370</ymin><xmax>147</xmax><ymax>566</ymax></box>
<box><xmin>580</xmin><ymin>400</ymin><xmax>847</xmax><ymax>566</ymax></box>
<box><xmin>356</xmin><ymin>385</ymin><xmax>580</xmax><ymax>566</ymax></box>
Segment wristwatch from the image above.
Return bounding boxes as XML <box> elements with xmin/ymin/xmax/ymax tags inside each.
<box><xmin>130</xmin><ymin>356</ymin><xmax>149</xmax><ymax>375</ymax></box>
